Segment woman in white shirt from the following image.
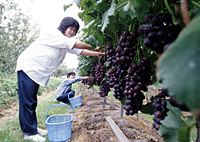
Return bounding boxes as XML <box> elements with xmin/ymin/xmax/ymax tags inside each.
<box><xmin>15</xmin><ymin>17</ymin><xmax>104</xmax><ymax>142</ymax></box>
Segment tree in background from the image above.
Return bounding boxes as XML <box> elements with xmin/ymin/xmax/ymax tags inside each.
<box><xmin>0</xmin><ymin>0</ymin><xmax>40</xmax><ymax>74</ymax></box>
<box><xmin>52</xmin><ymin>63</ymin><xmax>75</xmax><ymax>78</ymax></box>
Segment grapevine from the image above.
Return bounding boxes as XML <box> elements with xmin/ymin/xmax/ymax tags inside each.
<box><xmin>76</xmin><ymin>0</ymin><xmax>200</xmax><ymax>141</ymax></box>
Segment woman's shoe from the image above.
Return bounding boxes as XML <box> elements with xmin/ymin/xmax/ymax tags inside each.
<box><xmin>24</xmin><ymin>134</ymin><xmax>46</xmax><ymax>141</ymax></box>
<box><xmin>37</xmin><ymin>127</ymin><xmax>48</xmax><ymax>136</ymax></box>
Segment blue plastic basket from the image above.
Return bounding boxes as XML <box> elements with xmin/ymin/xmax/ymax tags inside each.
<box><xmin>68</xmin><ymin>90</ymin><xmax>83</xmax><ymax>108</ymax></box>
<box><xmin>45</xmin><ymin>104</ymin><xmax>73</xmax><ymax>142</ymax></box>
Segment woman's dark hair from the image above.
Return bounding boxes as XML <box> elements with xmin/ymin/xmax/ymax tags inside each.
<box><xmin>67</xmin><ymin>72</ymin><xmax>76</xmax><ymax>78</ymax></box>
<box><xmin>57</xmin><ymin>17</ymin><xmax>80</xmax><ymax>35</ymax></box>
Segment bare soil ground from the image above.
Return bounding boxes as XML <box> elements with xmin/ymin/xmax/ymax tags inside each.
<box><xmin>68</xmin><ymin>84</ymin><xmax>163</xmax><ymax>142</ymax></box>
<box><xmin>0</xmin><ymin>84</ymin><xmax>163</xmax><ymax>142</ymax></box>
<box><xmin>0</xmin><ymin>90</ymin><xmax>55</xmax><ymax>128</ymax></box>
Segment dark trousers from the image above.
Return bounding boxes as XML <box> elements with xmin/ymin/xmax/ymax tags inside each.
<box><xmin>17</xmin><ymin>70</ymin><xmax>39</xmax><ymax>135</ymax></box>
<box><xmin>57</xmin><ymin>90</ymin><xmax>75</xmax><ymax>103</ymax></box>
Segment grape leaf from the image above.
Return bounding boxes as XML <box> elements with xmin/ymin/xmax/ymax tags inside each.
<box><xmin>63</xmin><ymin>4</ymin><xmax>73</xmax><ymax>11</ymax></box>
<box><xmin>157</xmin><ymin>15</ymin><xmax>200</xmax><ymax>112</ymax></box>
<box><xmin>141</xmin><ymin>96</ymin><xmax>159</xmax><ymax>115</ymax></box>
<box><xmin>138</xmin><ymin>0</ymin><xmax>155</xmax><ymax>7</ymax></box>
<box><xmin>86</xmin><ymin>35</ymin><xmax>99</xmax><ymax>49</ymax></box>
<box><xmin>159</xmin><ymin>125</ymin><xmax>178</xmax><ymax>142</ymax></box>
<box><xmin>177</xmin><ymin>112</ymin><xmax>195</xmax><ymax>142</ymax></box>
<box><xmin>191</xmin><ymin>7</ymin><xmax>200</xmax><ymax>20</ymax></box>
<box><xmin>117</xmin><ymin>1</ymin><xmax>136</xmax><ymax>19</ymax></box>
<box><xmin>140</xmin><ymin>102</ymin><xmax>154</xmax><ymax>114</ymax></box>
<box><xmin>158</xmin><ymin>102</ymin><xmax>185</xmax><ymax>142</ymax></box>
<box><xmin>120</xmin><ymin>97</ymin><xmax>126</xmax><ymax>105</ymax></box>
<box><xmin>94</xmin><ymin>34</ymin><xmax>104</xmax><ymax>46</ymax></box>
<box><xmin>85</xmin><ymin>0</ymin><xmax>93</xmax><ymax>8</ymax></box>
<box><xmin>130</xmin><ymin>1</ymin><xmax>149</xmax><ymax>23</ymax></box>
<box><xmin>177</xmin><ymin>125</ymin><xmax>192</xmax><ymax>142</ymax></box>
<box><xmin>101</xmin><ymin>0</ymin><xmax>116</xmax><ymax>32</ymax></box>
<box><xmin>103</xmin><ymin>15</ymin><xmax>122</xmax><ymax>39</ymax></box>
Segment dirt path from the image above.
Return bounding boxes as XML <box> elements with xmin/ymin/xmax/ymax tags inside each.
<box><xmin>0</xmin><ymin>90</ymin><xmax>55</xmax><ymax>128</ymax></box>
<box><xmin>69</xmin><ymin>85</ymin><xmax>163</xmax><ymax>142</ymax></box>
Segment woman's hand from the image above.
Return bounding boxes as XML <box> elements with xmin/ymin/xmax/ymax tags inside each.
<box><xmin>93</xmin><ymin>46</ymin><xmax>102</xmax><ymax>52</ymax></box>
<box><xmin>98</xmin><ymin>52</ymin><xmax>105</xmax><ymax>57</ymax></box>
<box><xmin>80</xmin><ymin>49</ymin><xmax>105</xmax><ymax>57</ymax></box>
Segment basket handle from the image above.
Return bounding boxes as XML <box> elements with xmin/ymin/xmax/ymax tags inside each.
<box><xmin>45</xmin><ymin>104</ymin><xmax>73</xmax><ymax>120</ymax></box>
<box><xmin>68</xmin><ymin>90</ymin><xmax>82</xmax><ymax>100</ymax></box>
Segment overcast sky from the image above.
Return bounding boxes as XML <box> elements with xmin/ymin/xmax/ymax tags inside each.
<box><xmin>31</xmin><ymin>0</ymin><xmax>83</xmax><ymax>30</ymax></box>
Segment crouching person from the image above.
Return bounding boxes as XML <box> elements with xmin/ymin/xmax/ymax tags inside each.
<box><xmin>55</xmin><ymin>72</ymin><xmax>89</xmax><ymax>103</ymax></box>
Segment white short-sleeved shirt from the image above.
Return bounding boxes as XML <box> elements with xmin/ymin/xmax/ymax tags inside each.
<box><xmin>15</xmin><ymin>29</ymin><xmax>83</xmax><ymax>86</ymax></box>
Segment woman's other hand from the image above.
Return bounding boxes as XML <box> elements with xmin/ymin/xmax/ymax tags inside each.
<box><xmin>82</xmin><ymin>76</ymin><xmax>89</xmax><ymax>80</ymax></box>
<box><xmin>93</xmin><ymin>46</ymin><xmax>102</xmax><ymax>52</ymax></box>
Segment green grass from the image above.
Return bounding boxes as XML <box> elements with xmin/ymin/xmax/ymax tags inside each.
<box><xmin>37</xmin><ymin>77</ymin><xmax>65</xmax><ymax>95</ymax></box>
<box><xmin>0</xmin><ymin>92</ymin><xmax>74</xmax><ymax>142</ymax></box>
<box><xmin>93</xmin><ymin>85</ymin><xmax>100</xmax><ymax>91</ymax></box>
<box><xmin>0</xmin><ymin>78</ymin><xmax>79</xmax><ymax>142</ymax></box>
<box><xmin>0</xmin><ymin>75</ymin><xmax>65</xmax><ymax>108</ymax></box>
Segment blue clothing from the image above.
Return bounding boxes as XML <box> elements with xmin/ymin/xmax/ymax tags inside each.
<box><xmin>57</xmin><ymin>90</ymin><xmax>75</xmax><ymax>103</ymax></box>
<box><xmin>17</xmin><ymin>70</ymin><xmax>39</xmax><ymax>135</ymax></box>
<box><xmin>55</xmin><ymin>77</ymin><xmax>83</xmax><ymax>99</ymax></box>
